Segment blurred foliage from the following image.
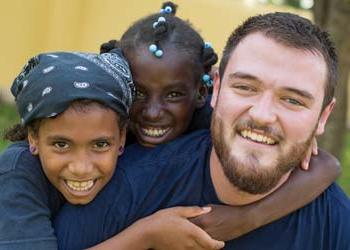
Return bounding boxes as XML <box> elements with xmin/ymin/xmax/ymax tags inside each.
<box><xmin>0</xmin><ymin>103</ymin><xmax>18</xmax><ymax>150</ymax></box>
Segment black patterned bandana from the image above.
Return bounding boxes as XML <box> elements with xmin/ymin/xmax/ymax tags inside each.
<box><xmin>11</xmin><ymin>49</ymin><xmax>134</xmax><ymax>125</ymax></box>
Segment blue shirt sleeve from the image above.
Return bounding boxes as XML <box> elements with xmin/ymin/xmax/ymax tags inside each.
<box><xmin>0</xmin><ymin>143</ymin><xmax>62</xmax><ymax>250</ymax></box>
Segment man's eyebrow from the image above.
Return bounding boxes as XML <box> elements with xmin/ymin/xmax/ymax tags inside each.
<box><xmin>283</xmin><ymin>87</ymin><xmax>315</xmax><ymax>100</ymax></box>
<box><xmin>227</xmin><ymin>72</ymin><xmax>261</xmax><ymax>81</ymax></box>
<box><xmin>228</xmin><ymin>71</ymin><xmax>315</xmax><ymax>100</ymax></box>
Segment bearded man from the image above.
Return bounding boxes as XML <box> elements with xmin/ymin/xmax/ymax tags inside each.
<box><xmin>55</xmin><ymin>12</ymin><xmax>350</xmax><ymax>250</ymax></box>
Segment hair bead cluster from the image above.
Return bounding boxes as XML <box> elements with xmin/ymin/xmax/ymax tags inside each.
<box><xmin>149</xmin><ymin>16</ymin><xmax>168</xmax><ymax>58</ymax></box>
<box><xmin>201</xmin><ymin>41</ymin><xmax>215</xmax><ymax>87</ymax></box>
<box><xmin>100</xmin><ymin>1</ymin><xmax>218</xmax><ymax>88</ymax></box>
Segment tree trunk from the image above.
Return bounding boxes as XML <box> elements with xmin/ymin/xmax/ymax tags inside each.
<box><xmin>313</xmin><ymin>0</ymin><xmax>350</xmax><ymax>159</ymax></box>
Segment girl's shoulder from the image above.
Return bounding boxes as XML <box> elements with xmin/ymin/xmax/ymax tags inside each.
<box><xmin>0</xmin><ymin>141</ymin><xmax>40</xmax><ymax>175</ymax></box>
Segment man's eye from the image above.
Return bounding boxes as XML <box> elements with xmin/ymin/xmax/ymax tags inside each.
<box><xmin>235</xmin><ymin>85</ymin><xmax>255</xmax><ymax>92</ymax></box>
<box><xmin>282</xmin><ymin>97</ymin><xmax>304</xmax><ymax>106</ymax></box>
<box><xmin>53</xmin><ymin>141</ymin><xmax>69</xmax><ymax>149</ymax></box>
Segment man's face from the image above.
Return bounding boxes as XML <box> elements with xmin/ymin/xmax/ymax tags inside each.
<box><xmin>211</xmin><ymin>32</ymin><xmax>334</xmax><ymax>194</ymax></box>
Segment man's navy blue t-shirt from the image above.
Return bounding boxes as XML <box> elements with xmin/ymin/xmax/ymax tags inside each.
<box><xmin>54</xmin><ymin>130</ymin><xmax>350</xmax><ymax>250</ymax></box>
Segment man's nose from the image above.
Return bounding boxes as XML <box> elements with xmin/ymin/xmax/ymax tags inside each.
<box><xmin>248</xmin><ymin>93</ymin><xmax>277</xmax><ymax>125</ymax></box>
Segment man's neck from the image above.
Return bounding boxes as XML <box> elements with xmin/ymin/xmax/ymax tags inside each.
<box><xmin>209</xmin><ymin>148</ymin><xmax>291</xmax><ymax>206</ymax></box>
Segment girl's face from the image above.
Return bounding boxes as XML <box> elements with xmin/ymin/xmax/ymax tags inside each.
<box><xmin>128</xmin><ymin>46</ymin><xmax>205</xmax><ymax>147</ymax></box>
<box><xmin>28</xmin><ymin>103</ymin><xmax>125</xmax><ymax>205</ymax></box>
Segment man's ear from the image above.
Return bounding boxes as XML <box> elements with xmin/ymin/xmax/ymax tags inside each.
<box><xmin>210</xmin><ymin>71</ymin><xmax>220</xmax><ymax>108</ymax></box>
<box><xmin>27</xmin><ymin>130</ymin><xmax>39</xmax><ymax>155</ymax></box>
<box><xmin>316</xmin><ymin>98</ymin><xmax>336</xmax><ymax>135</ymax></box>
<box><xmin>195</xmin><ymin>84</ymin><xmax>208</xmax><ymax>108</ymax></box>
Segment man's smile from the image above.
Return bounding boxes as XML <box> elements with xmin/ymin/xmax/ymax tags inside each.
<box><xmin>239</xmin><ymin>129</ymin><xmax>277</xmax><ymax>145</ymax></box>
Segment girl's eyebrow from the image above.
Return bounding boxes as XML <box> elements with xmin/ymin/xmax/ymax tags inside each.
<box><xmin>46</xmin><ymin>135</ymin><xmax>71</xmax><ymax>141</ymax></box>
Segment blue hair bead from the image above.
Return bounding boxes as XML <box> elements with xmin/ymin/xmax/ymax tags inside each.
<box><xmin>164</xmin><ymin>6</ymin><xmax>172</xmax><ymax>13</ymax></box>
<box><xmin>158</xmin><ymin>16</ymin><xmax>166</xmax><ymax>23</ymax></box>
<box><xmin>207</xmin><ymin>79</ymin><xmax>213</xmax><ymax>87</ymax></box>
<box><xmin>149</xmin><ymin>44</ymin><xmax>157</xmax><ymax>52</ymax></box>
<box><xmin>202</xmin><ymin>74</ymin><xmax>211</xmax><ymax>82</ymax></box>
<box><xmin>155</xmin><ymin>50</ymin><xmax>163</xmax><ymax>57</ymax></box>
<box><xmin>204</xmin><ymin>42</ymin><xmax>212</xmax><ymax>49</ymax></box>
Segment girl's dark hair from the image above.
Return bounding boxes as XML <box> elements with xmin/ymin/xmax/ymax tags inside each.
<box><xmin>100</xmin><ymin>1</ymin><xmax>218</xmax><ymax>84</ymax></box>
<box><xmin>4</xmin><ymin>100</ymin><xmax>128</xmax><ymax>142</ymax></box>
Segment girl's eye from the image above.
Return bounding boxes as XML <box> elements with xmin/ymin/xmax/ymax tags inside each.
<box><xmin>93</xmin><ymin>141</ymin><xmax>111</xmax><ymax>150</ymax></box>
<box><xmin>135</xmin><ymin>89</ymin><xmax>146</xmax><ymax>99</ymax></box>
<box><xmin>53</xmin><ymin>141</ymin><xmax>69</xmax><ymax>150</ymax></box>
<box><xmin>167</xmin><ymin>92</ymin><xmax>183</xmax><ymax>98</ymax></box>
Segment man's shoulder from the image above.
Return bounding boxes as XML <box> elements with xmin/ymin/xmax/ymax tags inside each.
<box><xmin>316</xmin><ymin>183</ymin><xmax>350</xmax><ymax>212</ymax></box>
<box><xmin>326</xmin><ymin>183</ymin><xmax>350</xmax><ymax>204</ymax></box>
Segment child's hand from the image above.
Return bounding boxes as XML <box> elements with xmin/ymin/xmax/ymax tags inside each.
<box><xmin>143</xmin><ymin>206</ymin><xmax>225</xmax><ymax>250</ymax></box>
<box><xmin>301</xmin><ymin>137</ymin><xmax>318</xmax><ymax>170</ymax></box>
<box><xmin>190</xmin><ymin>204</ymin><xmax>252</xmax><ymax>241</ymax></box>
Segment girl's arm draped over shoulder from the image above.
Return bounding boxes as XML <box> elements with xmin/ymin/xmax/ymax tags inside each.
<box><xmin>87</xmin><ymin>207</ymin><xmax>224</xmax><ymax>250</ymax></box>
<box><xmin>191</xmin><ymin>149</ymin><xmax>340</xmax><ymax>241</ymax></box>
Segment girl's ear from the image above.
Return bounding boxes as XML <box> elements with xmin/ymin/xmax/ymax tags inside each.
<box><xmin>195</xmin><ymin>84</ymin><xmax>208</xmax><ymax>108</ymax></box>
<box><xmin>118</xmin><ymin>125</ymin><xmax>127</xmax><ymax>156</ymax></box>
<box><xmin>27</xmin><ymin>130</ymin><xmax>39</xmax><ymax>155</ymax></box>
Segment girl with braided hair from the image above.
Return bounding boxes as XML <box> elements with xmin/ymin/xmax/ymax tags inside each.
<box><xmin>95</xmin><ymin>0</ymin><xmax>340</xmax><ymax>246</ymax></box>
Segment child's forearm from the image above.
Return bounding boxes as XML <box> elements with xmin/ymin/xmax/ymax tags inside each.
<box><xmin>86</xmin><ymin>219</ymin><xmax>152</xmax><ymax>250</ymax></box>
<box><xmin>191</xmin><ymin>149</ymin><xmax>340</xmax><ymax>241</ymax></box>
<box><xmin>87</xmin><ymin>206</ymin><xmax>225</xmax><ymax>250</ymax></box>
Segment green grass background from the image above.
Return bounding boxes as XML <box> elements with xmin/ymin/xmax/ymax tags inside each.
<box><xmin>0</xmin><ymin>103</ymin><xmax>349</xmax><ymax>196</ymax></box>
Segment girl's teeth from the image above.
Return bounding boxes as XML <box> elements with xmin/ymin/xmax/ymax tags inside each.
<box><xmin>66</xmin><ymin>180</ymin><xmax>94</xmax><ymax>191</ymax></box>
<box><xmin>142</xmin><ymin>127</ymin><xmax>169</xmax><ymax>137</ymax></box>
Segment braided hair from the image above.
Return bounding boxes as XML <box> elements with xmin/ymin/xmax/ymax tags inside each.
<box><xmin>100</xmin><ymin>1</ymin><xmax>218</xmax><ymax>86</ymax></box>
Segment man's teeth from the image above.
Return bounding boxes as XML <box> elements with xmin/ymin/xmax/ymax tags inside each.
<box><xmin>66</xmin><ymin>180</ymin><xmax>95</xmax><ymax>191</ymax></box>
<box><xmin>141</xmin><ymin>127</ymin><xmax>168</xmax><ymax>137</ymax></box>
<box><xmin>240</xmin><ymin>130</ymin><xmax>276</xmax><ymax>145</ymax></box>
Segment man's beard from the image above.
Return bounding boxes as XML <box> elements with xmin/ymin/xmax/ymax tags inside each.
<box><xmin>211</xmin><ymin>111</ymin><xmax>315</xmax><ymax>195</ymax></box>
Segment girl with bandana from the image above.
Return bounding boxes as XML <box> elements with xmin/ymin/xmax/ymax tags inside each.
<box><xmin>98</xmin><ymin>0</ymin><xmax>340</xmax><ymax>243</ymax></box>
<box><xmin>0</xmin><ymin>50</ymin><xmax>225</xmax><ymax>249</ymax></box>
